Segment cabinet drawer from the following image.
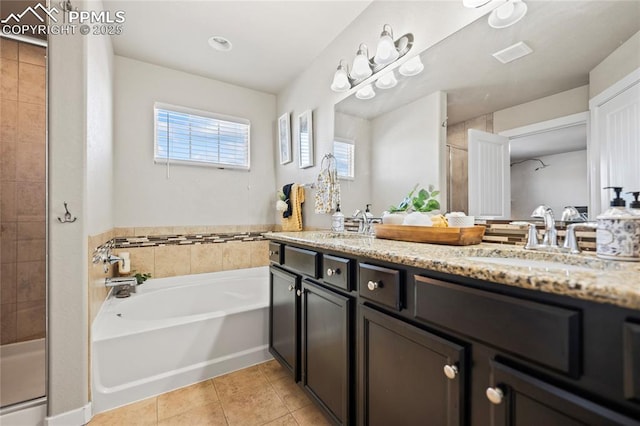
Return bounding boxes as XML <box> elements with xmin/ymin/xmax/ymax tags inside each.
<box><xmin>414</xmin><ymin>276</ymin><xmax>580</xmax><ymax>376</ymax></box>
<box><xmin>283</xmin><ymin>246</ymin><xmax>320</xmax><ymax>278</ymax></box>
<box><xmin>269</xmin><ymin>242</ymin><xmax>283</xmax><ymax>264</ymax></box>
<box><xmin>623</xmin><ymin>321</ymin><xmax>640</xmax><ymax>402</ymax></box>
<box><xmin>323</xmin><ymin>254</ymin><xmax>353</xmax><ymax>291</ymax></box>
<box><xmin>359</xmin><ymin>263</ymin><xmax>401</xmax><ymax>311</ymax></box>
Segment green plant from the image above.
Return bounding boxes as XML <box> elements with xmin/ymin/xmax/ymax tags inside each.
<box><xmin>133</xmin><ymin>272</ymin><xmax>151</xmax><ymax>285</ymax></box>
<box><xmin>389</xmin><ymin>184</ymin><xmax>440</xmax><ymax>213</ymax></box>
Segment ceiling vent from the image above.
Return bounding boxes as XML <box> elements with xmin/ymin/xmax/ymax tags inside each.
<box><xmin>492</xmin><ymin>41</ymin><xmax>533</xmax><ymax>64</ymax></box>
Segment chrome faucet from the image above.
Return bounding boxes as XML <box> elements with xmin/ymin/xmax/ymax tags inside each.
<box><xmin>105</xmin><ymin>277</ymin><xmax>138</xmax><ymax>298</ymax></box>
<box><xmin>531</xmin><ymin>205</ymin><xmax>558</xmax><ymax>247</ymax></box>
<box><xmin>563</xmin><ymin>222</ymin><xmax>598</xmax><ymax>254</ymax></box>
<box><xmin>352</xmin><ymin>208</ymin><xmax>373</xmax><ymax>235</ymax></box>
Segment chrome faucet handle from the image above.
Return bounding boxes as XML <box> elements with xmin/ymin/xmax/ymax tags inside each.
<box><xmin>523</xmin><ymin>223</ymin><xmax>540</xmax><ymax>250</ymax></box>
<box><xmin>561</xmin><ymin>206</ymin><xmax>583</xmax><ymax>222</ymax></box>
<box><xmin>562</xmin><ymin>222</ymin><xmax>598</xmax><ymax>254</ymax></box>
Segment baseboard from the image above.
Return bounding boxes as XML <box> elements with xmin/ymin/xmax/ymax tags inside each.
<box><xmin>0</xmin><ymin>401</ymin><xmax>46</xmax><ymax>426</ymax></box>
<box><xmin>45</xmin><ymin>402</ymin><xmax>91</xmax><ymax>426</ymax></box>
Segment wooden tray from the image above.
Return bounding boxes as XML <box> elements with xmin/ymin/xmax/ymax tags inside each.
<box><xmin>374</xmin><ymin>224</ymin><xmax>485</xmax><ymax>246</ymax></box>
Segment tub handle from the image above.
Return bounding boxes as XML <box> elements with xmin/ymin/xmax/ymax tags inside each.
<box><xmin>288</xmin><ymin>285</ymin><xmax>294</xmax><ymax>292</ymax></box>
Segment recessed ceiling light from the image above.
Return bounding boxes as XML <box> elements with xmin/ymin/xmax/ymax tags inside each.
<box><xmin>208</xmin><ymin>36</ymin><xmax>232</xmax><ymax>52</ymax></box>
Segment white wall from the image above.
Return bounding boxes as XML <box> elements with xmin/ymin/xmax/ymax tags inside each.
<box><xmin>276</xmin><ymin>2</ymin><xmax>485</xmax><ymax>229</ymax></box>
<box><xmin>113</xmin><ymin>56</ymin><xmax>276</xmax><ymax>227</ymax></box>
<box><xmin>510</xmin><ymin>150</ymin><xmax>588</xmax><ymax>219</ymax></box>
<box><xmin>86</xmin><ymin>32</ymin><xmax>114</xmax><ymax>236</ymax></box>
<box><xmin>589</xmin><ymin>31</ymin><xmax>640</xmax><ymax>99</ymax></box>
<box><xmin>493</xmin><ymin>85</ymin><xmax>589</xmax><ymax>133</ymax></box>
<box><xmin>371</xmin><ymin>92</ymin><xmax>446</xmax><ymax>213</ymax></box>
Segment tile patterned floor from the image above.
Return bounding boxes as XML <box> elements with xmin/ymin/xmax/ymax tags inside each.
<box><xmin>89</xmin><ymin>360</ymin><xmax>331</xmax><ymax>426</ymax></box>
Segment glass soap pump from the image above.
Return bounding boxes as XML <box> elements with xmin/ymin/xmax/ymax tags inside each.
<box><xmin>332</xmin><ymin>204</ymin><xmax>345</xmax><ymax>232</ymax></box>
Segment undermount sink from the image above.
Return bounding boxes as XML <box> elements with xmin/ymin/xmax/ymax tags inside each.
<box><xmin>465</xmin><ymin>257</ymin><xmax>594</xmax><ymax>273</ymax></box>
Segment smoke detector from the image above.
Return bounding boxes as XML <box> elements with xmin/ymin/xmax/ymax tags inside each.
<box><xmin>492</xmin><ymin>41</ymin><xmax>533</xmax><ymax>64</ymax></box>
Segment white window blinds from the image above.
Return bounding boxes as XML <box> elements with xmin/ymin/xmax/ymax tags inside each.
<box><xmin>154</xmin><ymin>103</ymin><xmax>250</xmax><ymax>170</ymax></box>
<box><xmin>333</xmin><ymin>139</ymin><xmax>355</xmax><ymax>179</ymax></box>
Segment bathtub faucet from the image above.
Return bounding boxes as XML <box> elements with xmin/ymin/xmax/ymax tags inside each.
<box><xmin>105</xmin><ymin>277</ymin><xmax>138</xmax><ymax>298</ymax></box>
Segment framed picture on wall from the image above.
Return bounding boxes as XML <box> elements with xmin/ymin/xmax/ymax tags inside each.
<box><xmin>278</xmin><ymin>112</ymin><xmax>292</xmax><ymax>165</ymax></box>
<box><xmin>298</xmin><ymin>110</ymin><xmax>314</xmax><ymax>169</ymax></box>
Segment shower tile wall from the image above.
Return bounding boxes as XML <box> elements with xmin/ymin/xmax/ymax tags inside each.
<box><xmin>0</xmin><ymin>39</ymin><xmax>46</xmax><ymax>345</ymax></box>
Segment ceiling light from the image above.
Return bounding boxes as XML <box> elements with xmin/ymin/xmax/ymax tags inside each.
<box><xmin>399</xmin><ymin>56</ymin><xmax>424</xmax><ymax>76</ymax></box>
<box><xmin>488</xmin><ymin>0</ymin><xmax>528</xmax><ymax>29</ymax></box>
<box><xmin>462</xmin><ymin>0</ymin><xmax>492</xmax><ymax>7</ymax></box>
<box><xmin>375</xmin><ymin>71</ymin><xmax>398</xmax><ymax>90</ymax></box>
<box><xmin>208</xmin><ymin>35</ymin><xmax>232</xmax><ymax>51</ymax></box>
<box><xmin>356</xmin><ymin>84</ymin><xmax>376</xmax><ymax>100</ymax></box>
<box><xmin>331</xmin><ymin>60</ymin><xmax>351</xmax><ymax>92</ymax></box>
<box><xmin>351</xmin><ymin>43</ymin><xmax>373</xmax><ymax>80</ymax></box>
<box><xmin>373</xmin><ymin>24</ymin><xmax>400</xmax><ymax>66</ymax></box>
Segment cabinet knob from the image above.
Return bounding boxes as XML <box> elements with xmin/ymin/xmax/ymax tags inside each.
<box><xmin>443</xmin><ymin>364</ymin><xmax>458</xmax><ymax>380</ymax></box>
<box><xmin>367</xmin><ymin>280</ymin><xmax>380</xmax><ymax>291</ymax></box>
<box><xmin>288</xmin><ymin>285</ymin><xmax>294</xmax><ymax>292</ymax></box>
<box><xmin>296</xmin><ymin>289</ymin><xmax>302</xmax><ymax>297</ymax></box>
<box><xmin>269</xmin><ymin>250</ymin><xmax>278</xmax><ymax>256</ymax></box>
<box><xmin>326</xmin><ymin>267</ymin><xmax>340</xmax><ymax>276</ymax></box>
<box><xmin>486</xmin><ymin>387</ymin><xmax>504</xmax><ymax>405</ymax></box>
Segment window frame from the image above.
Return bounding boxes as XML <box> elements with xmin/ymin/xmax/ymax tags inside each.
<box><xmin>333</xmin><ymin>137</ymin><xmax>355</xmax><ymax>180</ymax></box>
<box><xmin>153</xmin><ymin>102</ymin><xmax>251</xmax><ymax>170</ymax></box>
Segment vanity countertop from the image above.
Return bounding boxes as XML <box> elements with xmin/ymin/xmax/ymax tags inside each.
<box><xmin>264</xmin><ymin>231</ymin><xmax>640</xmax><ymax>311</ymax></box>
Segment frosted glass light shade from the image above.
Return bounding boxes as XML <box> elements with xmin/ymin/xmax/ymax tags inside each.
<box><xmin>373</xmin><ymin>27</ymin><xmax>399</xmax><ymax>66</ymax></box>
<box><xmin>355</xmin><ymin>84</ymin><xmax>375</xmax><ymax>100</ymax></box>
<box><xmin>331</xmin><ymin>64</ymin><xmax>351</xmax><ymax>92</ymax></box>
<box><xmin>462</xmin><ymin>0</ymin><xmax>492</xmax><ymax>7</ymax></box>
<box><xmin>488</xmin><ymin>0</ymin><xmax>528</xmax><ymax>28</ymax></box>
<box><xmin>375</xmin><ymin>71</ymin><xmax>398</xmax><ymax>89</ymax></box>
<box><xmin>398</xmin><ymin>56</ymin><xmax>424</xmax><ymax>76</ymax></box>
<box><xmin>351</xmin><ymin>52</ymin><xmax>372</xmax><ymax>80</ymax></box>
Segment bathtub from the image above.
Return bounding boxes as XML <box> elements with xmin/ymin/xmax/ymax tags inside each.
<box><xmin>92</xmin><ymin>266</ymin><xmax>271</xmax><ymax>414</ymax></box>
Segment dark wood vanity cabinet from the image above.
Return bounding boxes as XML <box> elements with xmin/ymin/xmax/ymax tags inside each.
<box><xmin>269</xmin><ymin>266</ymin><xmax>300</xmax><ymax>381</ymax></box>
<box><xmin>301</xmin><ymin>279</ymin><xmax>353</xmax><ymax>425</ymax></box>
<box><xmin>359</xmin><ymin>304</ymin><xmax>465</xmax><ymax>426</ymax></box>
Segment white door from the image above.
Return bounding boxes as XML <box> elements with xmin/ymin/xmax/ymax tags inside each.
<box><xmin>590</xmin><ymin>72</ymin><xmax>640</xmax><ymax>215</ymax></box>
<box><xmin>468</xmin><ymin>129</ymin><xmax>510</xmax><ymax>218</ymax></box>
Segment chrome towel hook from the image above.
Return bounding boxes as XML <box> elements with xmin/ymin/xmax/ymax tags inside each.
<box><xmin>57</xmin><ymin>202</ymin><xmax>77</xmax><ymax>223</ymax></box>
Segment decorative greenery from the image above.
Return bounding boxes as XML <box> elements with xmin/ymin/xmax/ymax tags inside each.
<box><xmin>133</xmin><ymin>272</ymin><xmax>151</xmax><ymax>285</ymax></box>
<box><xmin>389</xmin><ymin>184</ymin><xmax>441</xmax><ymax>213</ymax></box>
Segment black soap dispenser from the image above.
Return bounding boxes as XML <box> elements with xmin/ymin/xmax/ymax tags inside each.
<box><xmin>629</xmin><ymin>191</ymin><xmax>640</xmax><ymax>216</ymax></box>
<box><xmin>596</xmin><ymin>186</ymin><xmax>640</xmax><ymax>261</ymax></box>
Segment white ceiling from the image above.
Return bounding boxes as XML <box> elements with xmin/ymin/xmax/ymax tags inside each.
<box><xmin>509</xmin><ymin>124</ymin><xmax>586</xmax><ymax>161</ymax></box>
<box><xmin>103</xmin><ymin>0</ymin><xmax>372</xmax><ymax>94</ymax></box>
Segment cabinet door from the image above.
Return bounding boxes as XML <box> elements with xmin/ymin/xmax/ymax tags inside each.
<box><xmin>269</xmin><ymin>266</ymin><xmax>300</xmax><ymax>381</ymax></box>
<box><xmin>487</xmin><ymin>361</ymin><xmax>640</xmax><ymax>426</ymax></box>
<box><xmin>301</xmin><ymin>279</ymin><xmax>352</xmax><ymax>425</ymax></box>
<box><xmin>359</xmin><ymin>305</ymin><xmax>465</xmax><ymax>426</ymax></box>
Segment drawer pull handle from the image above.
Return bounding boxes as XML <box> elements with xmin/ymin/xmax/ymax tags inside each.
<box><xmin>287</xmin><ymin>285</ymin><xmax>294</xmax><ymax>292</ymax></box>
<box><xmin>326</xmin><ymin>267</ymin><xmax>340</xmax><ymax>276</ymax></box>
<box><xmin>443</xmin><ymin>364</ymin><xmax>458</xmax><ymax>380</ymax></box>
<box><xmin>486</xmin><ymin>387</ymin><xmax>504</xmax><ymax>405</ymax></box>
<box><xmin>296</xmin><ymin>289</ymin><xmax>302</xmax><ymax>297</ymax></box>
<box><xmin>367</xmin><ymin>280</ymin><xmax>380</xmax><ymax>291</ymax></box>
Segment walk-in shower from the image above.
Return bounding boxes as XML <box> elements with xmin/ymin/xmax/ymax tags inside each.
<box><xmin>0</xmin><ymin>33</ymin><xmax>48</xmax><ymax>419</ymax></box>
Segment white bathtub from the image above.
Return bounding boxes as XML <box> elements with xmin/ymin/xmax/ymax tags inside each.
<box><xmin>91</xmin><ymin>266</ymin><xmax>271</xmax><ymax>414</ymax></box>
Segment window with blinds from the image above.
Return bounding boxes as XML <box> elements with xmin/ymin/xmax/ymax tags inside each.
<box><xmin>154</xmin><ymin>103</ymin><xmax>250</xmax><ymax>170</ymax></box>
<box><xmin>333</xmin><ymin>139</ymin><xmax>355</xmax><ymax>179</ymax></box>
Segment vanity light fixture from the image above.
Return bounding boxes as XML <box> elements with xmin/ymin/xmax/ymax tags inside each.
<box><xmin>488</xmin><ymin>0</ymin><xmax>528</xmax><ymax>28</ymax></box>
<box><xmin>462</xmin><ymin>0</ymin><xmax>492</xmax><ymax>7</ymax></box>
<box><xmin>330</xmin><ymin>24</ymin><xmax>414</xmax><ymax>94</ymax></box>
<box><xmin>351</xmin><ymin>44</ymin><xmax>373</xmax><ymax>80</ymax></box>
<box><xmin>375</xmin><ymin>71</ymin><xmax>398</xmax><ymax>90</ymax></box>
<box><xmin>398</xmin><ymin>56</ymin><xmax>424</xmax><ymax>77</ymax></box>
<box><xmin>331</xmin><ymin>60</ymin><xmax>351</xmax><ymax>92</ymax></box>
<box><xmin>355</xmin><ymin>84</ymin><xmax>376</xmax><ymax>100</ymax></box>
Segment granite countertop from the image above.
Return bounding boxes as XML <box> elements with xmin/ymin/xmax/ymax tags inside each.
<box><xmin>264</xmin><ymin>231</ymin><xmax>640</xmax><ymax>311</ymax></box>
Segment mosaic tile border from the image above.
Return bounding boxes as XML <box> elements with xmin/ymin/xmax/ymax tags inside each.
<box><xmin>111</xmin><ymin>232</ymin><xmax>266</xmax><ymax>249</ymax></box>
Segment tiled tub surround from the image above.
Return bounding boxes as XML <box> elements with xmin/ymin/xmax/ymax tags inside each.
<box><xmin>265</xmin><ymin>231</ymin><xmax>640</xmax><ymax>310</ymax></box>
<box><xmin>1</xmin><ymin>39</ymin><xmax>47</xmax><ymax>345</ymax></box>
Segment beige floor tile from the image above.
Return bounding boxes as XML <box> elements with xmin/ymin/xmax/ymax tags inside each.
<box><xmin>89</xmin><ymin>397</ymin><xmax>157</xmax><ymax>426</ymax></box>
<box><xmin>157</xmin><ymin>380</ymin><xmax>218</xmax><ymax>421</ymax></box>
<box><xmin>259</xmin><ymin>359</ymin><xmax>290</xmax><ymax>383</ymax></box>
<box><xmin>270</xmin><ymin>376</ymin><xmax>312</xmax><ymax>412</ymax></box>
<box><xmin>263</xmin><ymin>414</ymin><xmax>299</xmax><ymax>426</ymax></box>
<box><xmin>158</xmin><ymin>401</ymin><xmax>227</xmax><ymax>426</ymax></box>
<box><xmin>213</xmin><ymin>365</ymin><xmax>269</xmax><ymax>400</ymax></box>
<box><xmin>219</xmin><ymin>385</ymin><xmax>288</xmax><ymax>426</ymax></box>
<box><xmin>291</xmin><ymin>404</ymin><xmax>332</xmax><ymax>426</ymax></box>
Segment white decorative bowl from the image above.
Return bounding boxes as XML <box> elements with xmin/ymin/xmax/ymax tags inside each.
<box><xmin>447</xmin><ymin>216</ymin><xmax>475</xmax><ymax>227</ymax></box>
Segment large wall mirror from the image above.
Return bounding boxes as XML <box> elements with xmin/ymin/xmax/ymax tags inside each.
<box><xmin>334</xmin><ymin>1</ymin><xmax>640</xmax><ymax>220</ymax></box>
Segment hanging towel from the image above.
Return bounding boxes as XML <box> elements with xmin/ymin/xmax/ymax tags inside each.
<box><xmin>282</xmin><ymin>183</ymin><xmax>294</xmax><ymax>218</ymax></box>
<box><xmin>282</xmin><ymin>184</ymin><xmax>305</xmax><ymax>231</ymax></box>
<box><xmin>314</xmin><ymin>154</ymin><xmax>341</xmax><ymax>214</ymax></box>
